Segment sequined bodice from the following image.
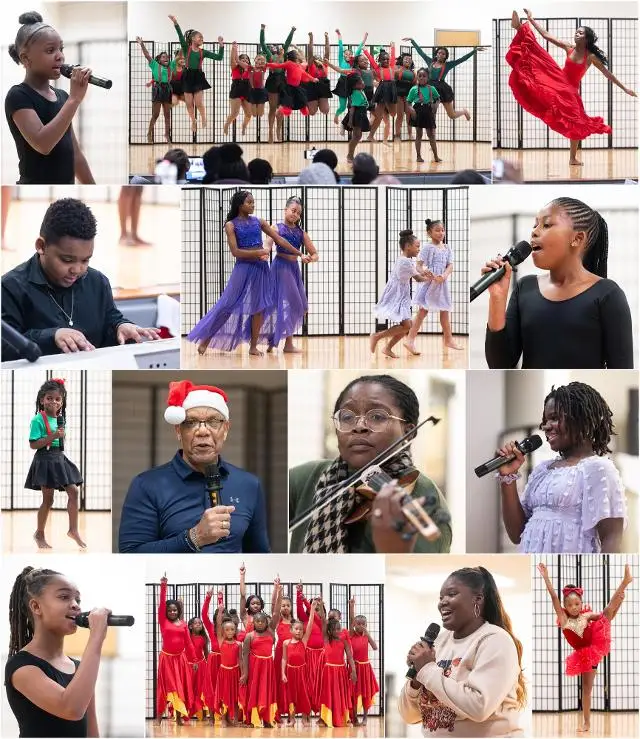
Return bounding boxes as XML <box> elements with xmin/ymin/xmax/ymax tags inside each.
<box><xmin>232</xmin><ymin>216</ymin><xmax>263</xmax><ymax>249</ymax></box>
<box><xmin>276</xmin><ymin>222</ymin><xmax>303</xmax><ymax>255</ymax></box>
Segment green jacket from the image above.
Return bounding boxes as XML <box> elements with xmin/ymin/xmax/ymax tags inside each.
<box><xmin>289</xmin><ymin>460</ymin><xmax>452</xmax><ymax>553</ymax></box>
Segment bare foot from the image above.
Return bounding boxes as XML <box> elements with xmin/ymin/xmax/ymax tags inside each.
<box><xmin>363</xmin><ymin>715</ymin><xmax>369</xmax><ymax>724</ymax></box>
<box><xmin>444</xmin><ymin>339</ymin><xmax>464</xmax><ymax>350</ymax></box>
<box><xmin>403</xmin><ymin>341</ymin><xmax>421</xmax><ymax>356</ymax></box>
<box><xmin>197</xmin><ymin>341</ymin><xmax>210</xmax><ymax>356</ymax></box>
<box><xmin>463</xmin><ymin>109</ymin><xmax>471</xmax><ymax>121</ymax></box>
<box><xmin>283</xmin><ymin>345</ymin><xmax>303</xmax><ymax>353</ymax></box>
<box><xmin>287</xmin><ymin>717</ymin><xmax>295</xmax><ymax>726</ymax></box>
<box><xmin>130</xmin><ymin>235</ymin><xmax>152</xmax><ymax>246</ymax></box>
<box><xmin>118</xmin><ymin>234</ymin><xmax>129</xmax><ymax>245</ymax></box>
<box><xmin>266</xmin><ymin>345</ymin><xmax>275</xmax><ymax>353</ymax></box>
<box><xmin>369</xmin><ymin>333</ymin><xmax>380</xmax><ymax>353</ymax></box>
<box><xmin>623</xmin><ymin>564</ymin><xmax>633</xmax><ymax>586</ymax></box>
<box><xmin>578</xmin><ymin>722</ymin><xmax>590</xmax><ymax>733</ymax></box>
<box><xmin>249</xmin><ymin>347</ymin><xmax>264</xmax><ymax>356</ymax></box>
<box><xmin>34</xmin><ymin>532</ymin><xmax>52</xmax><ymax>549</ymax></box>
<box><xmin>68</xmin><ymin>530</ymin><xmax>87</xmax><ymax>549</ymax></box>
<box><xmin>416</xmin><ymin>155</ymin><xmax>424</xmax><ymax>162</ymax></box>
<box><xmin>569</xmin><ymin>158</ymin><xmax>584</xmax><ymax>166</ymax></box>
<box><xmin>511</xmin><ymin>11</ymin><xmax>521</xmax><ymax>29</ymax></box>
<box><xmin>382</xmin><ymin>346</ymin><xmax>399</xmax><ymax>358</ymax></box>
<box><xmin>302</xmin><ymin>719</ymin><xmax>310</xmax><ymax>727</ymax></box>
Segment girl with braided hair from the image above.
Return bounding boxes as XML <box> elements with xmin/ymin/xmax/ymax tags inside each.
<box><xmin>497</xmin><ymin>381</ymin><xmax>627</xmax><ymax>553</ymax></box>
<box><xmin>27</xmin><ymin>378</ymin><xmax>85</xmax><ymax>550</ymax></box>
<box><xmin>481</xmin><ymin>197</ymin><xmax>633</xmax><ymax>369</ymax></box>
<box><xmin>399</xmin><ymin>566</ymin><xmax>527</xmax><ymax>736</ymax></box>
<box><xmin>537</xmin><ymin>562</ymin><xmax>633</xmax><ymax>732</ymax></box>
<box><xmin>508</xmin><ymin>9</ymin><xmax>637</xmax><ymax>165</ymax></box>
<box><xmin>6</xmin><ymin>566</ymin><xmax>110</xmax><ymax>737</ymax></box>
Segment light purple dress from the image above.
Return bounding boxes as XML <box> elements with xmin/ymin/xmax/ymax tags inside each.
<box><xmin>519</xmin><ymin>456</ymin><xmax>627</xmax><ymax>553</ymax></box>
<box><xmin>269</xmin><ymin>222</ymin><xmax>308</xmax><ymax>345</ymax></box>
<box><xmin>413</xmin><ymin>244</ymin><xmax>452</xmax><ymax>310</ymax></box>
<box><xmin>187</xmin><ymin>215</ymin><xmax>275</xmax><ymax>350</ymax></box>
<box><xmin>374</xmin><ymin>256</ymin><xmax>418</xmax><ymax>322</ymax></box>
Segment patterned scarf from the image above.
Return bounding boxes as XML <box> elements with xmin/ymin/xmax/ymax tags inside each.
<box><xmin>302</xmin><ymin>449</ymin><xmax>415</xmax><ymax>553</ymax></box>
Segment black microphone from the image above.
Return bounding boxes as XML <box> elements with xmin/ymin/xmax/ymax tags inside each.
<box><xmin>470</xmin><ymin>241</ymin><xmax>532</xmax><ymax>301</ymax></box>
<box><xmin>57</xmin><ymin>414</ymin><xmax>65</xmax><ymax>452</ymax></box>
<box><xmin>474</xmin><ymin>434</ymin><xmax>543</xmax><ymax>478</ymax></box>
<box><xmin>406</xmin><ymin>622</ymin><xmax>440</xmax><ymax>679</ymax></box>
<box><xmin>75</xmin><ymin>613</ymin><xmax>135</xmax><ymax>627</ymax></box>
<box><xmin>205</xmin><ymin>463</ymin><xmax>222</xmax><ymax>508</ymax></box>
<box><xmin>1</xmin><ymin>321</ymin><xmax>42</xmax><ymax>362</ymax></box>
<box><xmin>60</xmin><ymin>64</ymin><xmax>113</xmax><ymax>89</ymax></box>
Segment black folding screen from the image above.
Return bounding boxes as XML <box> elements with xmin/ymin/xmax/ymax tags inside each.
<box><xmin>532</xmin><ymin>555</ymin><xmax>639</xmax><ymax>713</ymax></box>
<box><xmin>0</xmin><ymin>370</ymin><xmax>111</xmax><ymax>511</ymax></box>
<box><xmin>385</xmin><ymin>186</ymin><xmax>469</xmax><ymax>335</ymax></box>
<box><xmin>493</xmin><ymin>18</ymin><xmax>638</xmax><ymax>149</ymax></box>
<box><xmin>130</xmin><ymin>41</ymin><xmax>490</xmax><ymax>145</ymax></box>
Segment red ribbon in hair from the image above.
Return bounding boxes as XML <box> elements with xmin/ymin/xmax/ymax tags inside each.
<box><xmin>562</xmin><ymin>586</ymin><xmax>583</xmax><ymax>598</ymax></box>
<box><xmin>50</xmin><ymin>377</ymin><xmax>66</xmax><ymax>385</ymax></box>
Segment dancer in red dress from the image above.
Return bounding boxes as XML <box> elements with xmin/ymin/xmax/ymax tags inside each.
<box><xmin>507</xmin><ymin>8</ymin><xmax>637</xmax><ymax>165</ymax></box>
<box><xmin>266</xmin><ymin>52</ymin><xmax>318</xmax><ymax>117</ymax></box>
<box><xmin>281</xmin><ymin>602</ymin><xmax>318</xmax><ymax>726</ymax></box>
<box><xmin>156</xmin><ymin>576</ymin><xmax>196</xmax><ymax>724</ymax></box>
<box><xmin>240</xmin><ymin>611</ymin><xmax>278</xmax><ymax>727</ymax></box>
<box><xmin>538</xmin><ymin>562</ymin><xmax>633</xmax><ymax>732</ymax></box>
<box><xmin>223</xmin><ymin>42</ymin><xmax>252</xmax><ymax>136</ymax></box>
<box><xmin>214</xmin><ymin>616</ymin><xmax>242</xmax><ymax>724</ymax></box>
<box><xmin>188</xmin><ymin>615</ymin><xmax>210</xmax><ymax>719</ymax></box>
<box><xmin>201</xmin><ymin>588</ymin><xmax>224</xmax><ymax>724</ymax></box>
<box><xmin>270</xmin><ymin>579</ymin><xmax>294</xmax><ymax>722</ymax></box>
<box><xmin>296</xmin><ymin>582</ymin><xmax>326</xmax><ymax>715</ymax></box>
<box><xmin>348</xmin><ymin>596</ymin><xmax>379</xmax><ymax>724</ymax></box>
<box><xmin>240</xmin><ymin>561</ymin><xmax>267</xmax><ymax>634</ymax></box>
<box><xmin>318</xmin><ymin>616</ymin><xmax>357</xmax><ymax>728</ymax></box>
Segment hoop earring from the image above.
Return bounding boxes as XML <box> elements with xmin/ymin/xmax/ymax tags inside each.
<box><xmin>474</xmin><ymin>602</ymin><xmax>480</xmax><ymax>619</ymax></box>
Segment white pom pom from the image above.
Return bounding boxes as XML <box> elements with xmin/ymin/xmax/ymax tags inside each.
<box><xmin>164</xmin><ymin>406</ymin><xmax>186</xmax><ymax>425</ymax></box>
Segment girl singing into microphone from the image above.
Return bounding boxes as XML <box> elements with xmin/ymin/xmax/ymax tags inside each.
<box><xmin>27</xmin><ymin>378</ymin><xmax>85</xmax><ymax>550</ymax></box>
<box><xmin>5</xmin><ymin>12</ymin><xmax>94</xmax><ymax>185</ymax></box>
<box><xmin>6</xmin><ymin>566</ymin><xmax>110</xmax><ymax>738</ymax></box>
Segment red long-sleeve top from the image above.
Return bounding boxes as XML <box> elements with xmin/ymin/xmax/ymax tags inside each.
<box><xmin>201</xmin><ymin>591</ymin><xmax>221</xmax><ymax>653</ymax></box>
<box><xmin>231</xmin><ymin>66</ymin><xmax>250</xmax><ymax>80</ymax></box>
<box><xmin>308</xmin><ymin>62</ymin><xmax>328</xmax><ymax>80</ymax></box>
<box><xmin>266</xmin><ymin>60</ymin><xmax>316</xmax><ymax>86</ymax></box>
<box><xmin>296</xmin><ymin>591</ymin><xmax>324</xmax><ymax>649</ymax></box>
<box><xmin>158</xmin><ymin>580</ymin><xmax>196</xmax><ymax>661</ymax></box>
<box><xmin>190</xmin><ymin>633</ymin><xmax>207</xmax><ymax>661</ymax></box>
<box><xmin>365</xmin><ymin>46</ymin><xmax>396</xmax><ymax>81</ymax></box>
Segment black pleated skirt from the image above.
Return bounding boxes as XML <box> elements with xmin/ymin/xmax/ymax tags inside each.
<box><xmin>411</xmin><ymin>103</ymin><xmax>437</xmax><ymax>130</ymax></box>
<box><xmin>229</xmin><ymin>79</ymin><xmax>251</xmax><ymax>99</ymax></box>
<box><xmin>182</xmin><ymin>68</ymin><xmax>211</xmax><ymax>93</ymax></box>
<box><xmin>372</xmin><ymin>80</ymin><xmax>398</xmax><ymax>105</ymax></box>
<box><xmin>279</xmin><ymin>83</ymin><xmax>308</xmax><ymax>110</ymax></box>
<box><xmin>152</xmin><ymin>82</ymin><xmax>172</xmax><ymax>103</ymax></box>
<box><xmin>342</xmin><ymin>106</ymin><xmax>371</xmax><ymax>132</ymax></box>
<box><xmin>25</xmin><ymin>448</ymin><xmax>83</xmax><ymax>491</ymax></box>
<box><xmin>432</xmin><ymin>79</ymin><xmax>454</xmax><ymax>103</ymax></box>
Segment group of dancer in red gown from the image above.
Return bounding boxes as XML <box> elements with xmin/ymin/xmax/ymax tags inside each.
<box><xmin>154</xmin><ymin>565</ymin><xmax>380</xmax><ymax>729</ymax></box>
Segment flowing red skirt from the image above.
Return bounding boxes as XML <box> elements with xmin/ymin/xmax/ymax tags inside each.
<box><xmin>285</xmin><ymin>663</ymin><xmax>312</xmax><ymax>715</ymax></box>
<box><xmin>215</xmin><ymin>664</ymin><xmax>241</xmax><ymax>720</ymax></box>
<box><xmin>157</xmin><ymin>651</ymin><xmax>195</xmax><ymax>719</ymax></box>
<box><xmin>274</xmin><ymin>641</ymin><xmax>287</xmax><ymax>719</ymax></box>
<box><xmin>566</xmin><ymin>617</ymin><xmax>612</xmax><ymax>676</ymax></box>
<box><xmin>306</xmin><ymin>646</ymin><xmax>325</xmax><ymax>713</ymax></box>
<box><xmin>354</xmin><ymin>660</ymin><xmax>380</xmax><ymax>712</ymax></box>
<box><xmin>202</xmin><ymin>652</ymin><xmax>221</xmax><ymax>719</ymax></box>
<box><xmin>244</xmin><ymin>655</ymin><xmax>277</xmax><ymax>726</ymax></box>
<box><xmin>190</xmin><ymin>658</ymin><xmax>208</xmax><ymax>716</ymax></box>
<box><xmin>319</xmin><ymin>664</ymin><xmax>351</xmax><ymax>728</ymax></box>
<box><xmin>506</xmin><ymin>22</ymin><xmax>611</xmax><ymax>140</ymax></box>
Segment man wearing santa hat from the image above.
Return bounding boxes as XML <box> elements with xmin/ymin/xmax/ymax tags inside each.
<box><xmin>118</xmin><ymin>380</ymin><xmax>270</xmax><ymax>553</ymax></box>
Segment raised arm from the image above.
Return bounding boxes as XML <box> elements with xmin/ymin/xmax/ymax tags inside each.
<box><xmin>203</xmin><ymin>37</ymin><xmax>225</xmax><ymax>61</ymax></box>
<box><xmin>284</xmin><ymin>26</ymin><xmax>296</xmax><ymax>52</ymax></box>
<box><xmin>158</xmin><ymin>576</ymin><xmax>168</xmax><ymax>630</ymax></box>
<box><xmin>324</xmin><ymin>32</ymin><xmax>330</xmax><ymax>61</ymax></box>
<box><xmin>230</xmin><ymin>41</ymin><xmax>239</xmax><ymax>69</ymax></box>
<box><xmin>136</xmin><ymin>37</ymin><xmax>153</xmax><ymax>63</ymax></box>
<box><xmin>296</xmin><ymin>582</ymin><xmax>310</xmax><ymax>620</ymax></box>
<box><xmin>168</xmin><ymin>16</ymin><xmax>188</xmax><ymax>54</ymax></box>
<box><xmin>271</xmin><ymin>581</ymin><xmax>283</xmax><ymax>629</ymax></box>
<box><xmin>537</xmin><ymin>563</ymin><xmax>567</xmax><ymax>627</ymax></box>
<box><xmin>215</xmin><ymin>594</ymin><xmax>225</xmax><ymax>643</ymax></box>
<box><xmin>259</xmin><ymin>24</ymin><xmax>271</xmax><ymax>60</ymax></box>
<box><xmin>348</xmin><ymin>596</ymin><xmax>356</xmax><ymax>633</ymax></box>
<box><xmin>364</xmin><ymin>49</ymin><xmax>380</xmax><ymax>74</ymax></box>
<box><xmin>524</xmin><ymin>9</ymin><xmax>572</xmax><ymax>51</ymax></box>
<box><xmin>260</xmin><ymin>220</ymin><xmax>304</xmax><ymax>257</ymax></box>
<box><xmin>355</xmin><ymin>32</ymin><xmax>368</xmax><ymax>58</ymax></box>
<box><xmin>307</xmin><ymin>33</ymin><xmax>315</xmax><ymax>66</ymax></box>
<box><xmin>239</xmin><ymin>562</ymin><xmax>247</xmax><ymax>625</ymax></box>
<box><xmin>336</xmin><ymin>30</ymin><xmax>345</xmax><ymax>67</ymax></box>
<box><xmin>302</xmin><ymin>600</ymin><xmax>317</xmax><ymax>644</ymax></box>
<box><xmin>403</xmin><ymin>38</ymin><xmax>431</xmax><ymax>66</ymax></box>
<box><xmin>201</xmin><ymin>588</ymin><xmax>215</xmax><ymax>641</ymax></box>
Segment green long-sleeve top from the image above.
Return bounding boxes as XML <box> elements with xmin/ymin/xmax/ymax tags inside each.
<box><xmin>408</xmin><ymin>39</ymin><xmax>477</xmax><ymax>82</ymax></box>
<box><xmin>349</xmin><ymin>89</ymin><xmax>369</xmax><ymax>107</ymax></box>
<box><xmin>174</xmin><ymin>23</ymin><xmax>224</xmax><ymax>67</ymax></box>
<box><xmin>259</xmin><ymin>27</ymin><xmax>295</xmax><ymax>62</ymax></box>
<box><xmin>288</xmin><ymin>460</ymin><xmax>452</xmax><ymax>554</ymax></box>
<box><xmin>338</xmin><ymin>37</ymin><xmax>365</xmax><ymax>75</ymax></box>
<box><xmin>149</xmin><ymin>58</ymin><xmax>177</xmax><ymax>84</ymax></box>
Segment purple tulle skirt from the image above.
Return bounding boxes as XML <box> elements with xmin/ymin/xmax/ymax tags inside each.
<box><xmin>269</xmin><ymin>257</ymin><xmax>307</xmax><ymax>345</ymax></box>
<box><xmin>187</xmin><ymin>260</ymin><xmax>275</xmax><ymax>350</ymax></box>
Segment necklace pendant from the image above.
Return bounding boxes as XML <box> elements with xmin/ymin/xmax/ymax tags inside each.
<box><xmin>69</xmin><ymin>320</ymin><xmax>74</xmax><ymax>327</ymax></box>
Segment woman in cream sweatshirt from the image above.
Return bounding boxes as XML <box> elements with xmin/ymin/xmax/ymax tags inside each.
<box><xmin>398</xmin><ymin>566</ymin><xmax>527</xmax><ymax>737</ymax></box>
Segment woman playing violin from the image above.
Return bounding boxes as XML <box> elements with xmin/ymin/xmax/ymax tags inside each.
<box><xmin>289</xmin><ymin>374</ymin><xmax>452</xmax><ymax>554</ymax></box>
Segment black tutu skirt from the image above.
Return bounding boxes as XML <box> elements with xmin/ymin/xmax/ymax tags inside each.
<box><xmin>303</xmin><ymin>78</ymin><xmax>333</xmax><ymax>102</ymax></box>
<box><xmin>396</xmin><ymin>78</ymin><xmax>414</xmax><ymax>98</ymax></box>
<box><xmin>279</xmin><ymin>83</ymin><xmax>308</xmax><ymax>110</ymax></box>
<box><xmin>170</xmin><ymin>79</ymin><xmax>184</xmax><ymax>97</ymax></box>
<box><xmin>152</xmin><ymin>82</ymin><xmax>172</xmax><ymax>104</ymax></box>
<box><xmin>372</xmin><ymin>80</ymin><xmax>398</xmax><ymax>105</ymax></box>
<box><xmin>364</xmin><ymin>86</ymin><xmax>375</xmax><ymax>111</ymax></box>
<box><xmin>266</xmin><ymin>71</ymin><xmax>285</xmax><ymax>94</ymax></box>
<box><xmin>332</xmin><ymin>75</ymin><xmax>349</xmax><ymax>98</ymax></box>
<box><xmin>432</xmin><ymin>79</ymin><xmax>454</xmax><ymax>103</ymax></box>
<box><xmin>342</xmin><ymin>106</ymin><xmax>371</xmax><ymax>132</ymax></box>
<box><xmin>229</xmin><ymin>78</ymin><xmax>251</xmax><ymax>100</ymax></box>
<box><xmin>182</xmin><ymin>68</ymin><xmax>211</xmax><ymax>93</ymax></box>
<box><xmin>25</xmin><ymin>448</ymin><xmax>83</xmax><ymax>491</ymax></box>
<box><xmin>410</xmin><ymin>103</ymin><xmax>436</xmax><ymax>130</ymax></box>
<box><xmin>248</xmin><ymin>87</ymin><xmax>268</xmax><ymax>104</ymax></box>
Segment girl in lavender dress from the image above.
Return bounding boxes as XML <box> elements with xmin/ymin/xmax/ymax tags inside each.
<box><xmin>405</xmin><ymin>218</ymin><xmax>462</xmax><ymax>355</ymax></box>
<box><xmin>188</xmin><ymin>190</ymin><xmax>304</xmax><ymax>357</ymax></box>
<box><xmin>496</xmin><ymin>382</ymin><xmax>627</xmax><ymax>553</ymax></box>
<box><xmin>370</xmin><ymin>229</ymin><xmax>430</xmax><ymax>359</ymax></box>
<box><xmin>266</xmin><ymin>196</ymin><xmax>319</xmax><ymax>354</ymax></box>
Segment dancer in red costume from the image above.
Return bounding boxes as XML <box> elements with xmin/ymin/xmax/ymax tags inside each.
<box><xmin>239</xmin><ymin>561</ymin><xmax>268</xmax><ymax>633</ymax></box>
<box><xmin>348</xmin><ymin>596</ymin><xmax>379</xmax><ymax>725</ymax></box>
<box><xmin>270</xmin><ymin>578</ymin><xmax>294</xmax><ymax>723</ymax></box>
<box><xmin>201</xmin><ymin>588</ymin><xmax>224</xmax><ymax>724</ymax></box>
<box><xmin>240</xmin><ymin>611</ymin><xmax>278</xmax><ymax>727</ymax></box>
<box><xmin>318</xmin><ymin>615</ymin><xmax>357</xmax><ymax>728</ymax></box>
<box><xmin>367</xmin><ymin>45</ymin><xmax>398</xmax><ymax>141</ymax></box>
<box><xmin>223</xmin><ymin>42</ymin><xmax>252</xmax><ymax>136</ymax></box>
<box><xmin>305</xmin><ymin>32</ymin><xmax>333</xmax><ymax>117</ymax></box>
<box><xmin>538</xmin><ymin>562</ymin><xmax>633</xmax><ymax>733</ymax></box>
<box><xmin>507</xmin><ymin>8</ymin><xmax>637</xmax><ymax>165</ymax></box>
<box><xmin>156</xmin><ymin>575</ymin><xmax>196</xmax><ymax>725</ymax></box>
<box><xmin>214</xmin><ymin>614</ymin><xmax>243</xmax><ymax>725</ymax></box>
<box><xmin>266</xmin><ymin>52</ymin><xmax>318</xmax><ymax>117</ymax></box>
<box><xmin>187</xmin><ymin>614</ymin><xmax>209</xmax><ymax>719</ymax></box>
<box><xmin>296</xmin><ymin>581</ymin><xmax>326</xmax><ymax>716</ymax></box>
<box><xmin>281</xmin><ymin>601</ymin><xmax>318</xmax><ymax>726</ymax></box>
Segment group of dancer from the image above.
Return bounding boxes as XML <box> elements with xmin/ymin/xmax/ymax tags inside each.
<box><xmin>155</xmin><ymin>566</ymin><xmax>379</xmax><ymax>728</ymax></box>
<box><xmin>136</xmin><ymin>15</ymin><xmax>483</xmax><ymax>162</ymax></box>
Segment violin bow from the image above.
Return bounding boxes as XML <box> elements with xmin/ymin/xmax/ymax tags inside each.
<box><xmin>288</xmin><ymin>415</ymin><xmax>440</xmax><ymax>535</ymax></box>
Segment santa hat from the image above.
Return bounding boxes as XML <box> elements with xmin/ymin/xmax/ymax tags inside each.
<box><xmin>164</xmin><ymin>381</ymin><xmax>229</xmax><ymax>425</ymax></box>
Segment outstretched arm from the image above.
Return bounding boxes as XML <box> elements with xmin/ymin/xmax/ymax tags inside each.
<box><xmin>590</xmin><ymin>55</ymin><xmax>637</xmax><ymax>96</ymax></box>
<box><xmin>284</xmin><ymin>26</ymin><xmax>295</xmax><ymax>52</ymax></box>
<box><xmin>349</xmin><ymin>596</ymin><xmax>356</xmax><ymax>633</ymax></box>
<box><xmin>136</xmin><ymin>37</ymin><xmax>153</xmax><ymax>63</ymax></box>
<box><xmin>524</xmin><ymin>9</ymin><xmax>572</xmax><ymax>51</ymax></box>
<box><xmin>355</xmin><ymin>32</ymin><xmax>368</xmax><ymax>58</ymax></box>
<box><xmin>447</xmin><ymin>48</ymin><xmax>479</xmax><ymax>70</ymax></box>
<box><xmin>403</xmin><ymin>38</ymin><xmax>432</xmax><ymax>66</ymax></box>
<box><xmin>324</xmin><ymin>59</ymin><xmax>352</xmax><ymax>75</ymax></box>
<box><xmin>537</xmin><ymin>563</ymin><xmax>567</xmax><ymax>627</ymax></box>
<box><xmin>271</xmin><ymin>582</ymin><xmax>283</xmax><ymax>629</ymax></box>
<box><xmin>168</xmin><ymin>16</ymin><xmax>188</xmax><ymax>54</ymax></box>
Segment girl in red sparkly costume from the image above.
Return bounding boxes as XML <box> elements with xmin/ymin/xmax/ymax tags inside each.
<box><xmin>240</xmin><ymin>611</ymin><xmax>278</xmax><ymax>727</ymax></box>
<box><xmin>187</xmin><ymin>614</ymin><xmax>210</xmax><ymax>720</ymax></box>
<box><xmin>201</xmin><ymin>588</ymin><xmax>224</xmax><ymax>724</ymax></box>
<box><xmin>538</xmin><ymin>562</ymin><xmax>633</xmax><ymax>733</ymax></box>
<box><xmin>281</xmin><ymin>600</ymin><xmax>319</xmax><ymax>726</ymax></box>
<box><xmin>348</xmin><ymin>596</ymin><xmax>379</xmax><ymax>725</ymax></box>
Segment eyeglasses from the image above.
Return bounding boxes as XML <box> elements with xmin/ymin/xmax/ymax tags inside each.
<box><xmin>181</xmin><ymin>417</ymin><xmax>226</xmax><ymax>431</ymax></box>
<box><xmin>332</xmin><ymin>409</ymin><xmax>406</xmax><ymax>433</ymax></box>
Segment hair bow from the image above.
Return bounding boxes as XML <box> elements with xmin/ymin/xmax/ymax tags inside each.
<box><xmin>50</xmin><ymin>377</ymin><xmax>66</xmax><ymax>385</ymax></box>
<box><xmin>562</xmin><ymin>586</ymin><xmax>583</xmax><ymax>598</ymax></box>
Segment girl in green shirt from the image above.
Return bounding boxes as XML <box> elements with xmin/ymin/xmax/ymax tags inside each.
<box><xmin>407</xmin><ymin>68</ymin><xmax>442</xmax><ymax>162</ymax></box>
<box><xmin>136</xmin><ymin>37</ymin><xmax>175</xmax><ymax>144</ymax></box>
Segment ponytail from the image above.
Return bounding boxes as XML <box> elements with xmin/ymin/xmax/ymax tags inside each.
<box><xmin>583</xmin><ymin>26</ymin><xmax>608</xmax><ymax>66</ymax></box>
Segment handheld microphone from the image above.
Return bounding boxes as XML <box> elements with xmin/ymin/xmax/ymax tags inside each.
<box><xmin>1</xmin><ymin>321</ymin><xmax>42</xmax><ymax>362</ymax></box>
<box><xmin>60</xmin><ymin>64</ymin><xmax>113</xmax><ymax>89</ymax></box>
<box><xmin>470</xmin><ymin>241</ymin><xmax>532</xmax><ymax>302</ymax></box>
<box><xmin>474</xmin><ymin>434</ymin><xmax>543</xmax><ymax>478</ymax></box>
<box><xmin>205</xmin><ymin>463</ymin><xmax>222</xmax><ymax>508</ymax></box>
<box><xmin>406</xmin><ymin>622</ymin><xmax>440</xmax><ymax>679</ymax></box>
<box><xmin>56</xmin><ymin>414</ymin><xmax>65</xmax><ymax>452</ymax></box>
<box><xmin>75</xmin><ymin>613</ymin><xmax>135</xmax><ymax>627</ymax></box>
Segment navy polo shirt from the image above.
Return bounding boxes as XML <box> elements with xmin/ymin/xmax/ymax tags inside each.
<box><xmin>118</xmin><ymin>451</ymin><xmax>271</xmax><ymax>553</ymax></box>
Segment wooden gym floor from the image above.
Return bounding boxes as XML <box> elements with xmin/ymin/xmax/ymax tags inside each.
<box><xmin>131</xmin><ymin>141</ymin><xmax>491</xmax><ymax>178</ymax></box>
<box><xmin>494</xmin><ymin>148</ymin><xmax>638</xmax><ymax>182</ymax></box>
<box><xmin>533</xmin><ymin>711</ymin><xmax>638</xmax><ymax>737</ymax></box>
<box><xmin>181</xmin><ymin>335</ymin><xmax>469</xmax><ymax>370</ymax></box>
<box><xmin>2</xmin><ymin>511</ymin><xmax>112</xmax><ymax>554</ymax></box>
